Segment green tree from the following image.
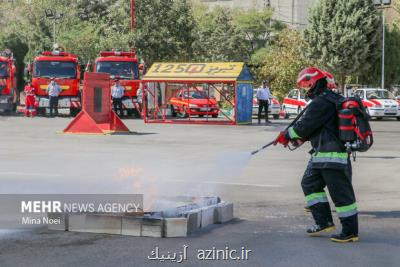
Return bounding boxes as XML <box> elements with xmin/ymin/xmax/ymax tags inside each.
<box><xmin>254</xmin><ymin>29</ymin><xmax>309</xmax><ymax>100</ymax></box>
<box><xmin>0</xmin><ymin>32</ymin><xmax>28</xmax><ymax>91</ymax></box>
<box><xmin>130</xmin><ymin>0</ymin><xmax>196</xmax><ymax>64</ymax></box>
<box><xmin>192</xmin><ymin>7</ymin><xmax>247</xmax><ymax>62</ymax></box>
<box><xmin>359</xmin><ymin>25</ymin><xmax>400</xmax><ymax>87</ymax></box>
<box><xmin>303</xmin><ymin>0</ymin><xmax>381</xmax><ymax>90</ymax></box>
<box><xmin>233</xmin><ymin>8</ymin><xmax>285</xmax><ymax>57</ymax></box>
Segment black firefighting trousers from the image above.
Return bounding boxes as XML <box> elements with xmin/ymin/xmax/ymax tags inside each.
<box><xmin>301</xmin><ymin>160</ymin><xmax>358</xmax><ymax>235</ymax></box>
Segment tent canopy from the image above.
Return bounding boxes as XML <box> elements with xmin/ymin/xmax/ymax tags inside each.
<box><xmin>143</xmin><ymin>62</ymin><xmax>253</xmax><ymax>82</ymax></box>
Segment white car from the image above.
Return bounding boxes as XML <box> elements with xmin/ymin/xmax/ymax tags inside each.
<box><xmin>282</xmin><ymin>89</ymin><xmax>311</xmax><ymax>119</ymax></box>
<box><xmin>252</xmin><ymin>94</ymin><xmax>281</xmax><ymax>119</ymax></box>
<box><xmin>354</xmin><ymin>88</ymin><xmax>400</xmax><ymax>120</ymax></box>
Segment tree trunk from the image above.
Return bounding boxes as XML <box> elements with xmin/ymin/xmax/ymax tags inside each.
<box><xmin>340</xmin><ymin>74</ymin><xmax>346</xmax><ymax>95</ymax></box>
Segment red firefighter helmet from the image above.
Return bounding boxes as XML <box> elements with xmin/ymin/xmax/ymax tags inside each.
<box><xmin>296</xmin><ymin>67</ymin><xmax>326</xmax><ymax>90</ymax></box>
<box><xmin>324</xmin><ymin>71</ymin><xmax>336</xmax><ymax>89</ymax></box>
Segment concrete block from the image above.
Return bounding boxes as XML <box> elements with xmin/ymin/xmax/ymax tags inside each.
<box><xmin>164</xmin><ymin>218</ymin><xmax>188</xmax><ymax>237</ymax></box>
<box><xmin>141</xmin><ymin>219</ymin><xmax>164</xmax><ymax>237</ymax></box>
<box><xmin>85</xmin><ymin>214</ymin><xmax>121</xmax><ymax>235</ymax></box>
<box><xmin>215</xmin><ymin>202</ymin><xmax>234</xmax><ymax>223</ymax></box>
<box><xmin>69</xmin><ymin>214</ymin><xmax>122</xmax><ymax>235</ymax></box>
<box><xmin>47</xmin><ymin>213</ymin><xmax>68</xmax><ymax>231</ymax></box>
<box><xmin>201</xmin><ymin>206</ymin><xmax>216</xmax><ymax>228</ymax></box>
<box><xmin>68</xmin><ymin>214</ymin><xmax>87</xmax><ymax>232</ymax></box>
<box><xmin>186</xmin><ymin>209</ymin><xmax>201</xmax><ymax>233</ymax></box>
<box><xmin>121</xmin><ymin>216</ymin><xmax>142</xmax><ymax>236</ymax></box>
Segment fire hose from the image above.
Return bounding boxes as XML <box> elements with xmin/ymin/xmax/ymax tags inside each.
<box><xmin>251</xmin><ymin>106</ymin><xmax>310</xmax><ymax>156</ymax></box>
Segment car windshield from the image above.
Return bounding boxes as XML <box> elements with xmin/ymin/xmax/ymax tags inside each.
<box><xmin>299</xmin><ymin>89</ymin><xmax>310</xmax><ymax>101</ymax></box>
<box><xmin>96</xmin><ymin>61</ymin><xmax>138</xmax><ymax>79</ymax></box>
<box><xmin>183</xmin><ymin>90</ymin><xmax>208</xmax><ymax>99</ymax></box>
<box><xmin>366</xmin><ymin>90</ymin><xmax>394</xmax><ymax>99</ymax></box>
<box><xmin>0</xmin><ymin>62</ymin><xmax>9</xmax><ymax>77</ymax></box>
<box><xmin>33</xmin><ymin>61</ymin><xmax>76</xmax><ymax>78</ymax></box>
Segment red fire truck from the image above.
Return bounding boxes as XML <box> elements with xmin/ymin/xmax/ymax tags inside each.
<box><xmin>93</xmin><ymin>51</ymin><xmax>141</xmax><ymax>116</ymax></box>
<box><xmin>31</xmin><ymin>51</ymin><xmax>81</xmax><ymax>116</ymax></box>
<box><xmin>0</xmin><ymin>50</ymin><xmax>17</xmax><ymax>112</ymax></box>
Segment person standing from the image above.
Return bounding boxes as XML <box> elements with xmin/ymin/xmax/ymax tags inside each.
<box><xmin>136</xmin><ymin>87</ymin><xmax>143</xmax><ymax>112</ymax></box>
<box><xmin>47</xmin><ymin>77</ymin><xmax>62</xmax><ymax>117</ymax></box>
<box><xmin>24</xmin><ymin>82</ymin><xmax>36</xmax><ymax>117</ymax></box>
<box><xmin>256</xmin><ymin>80</ymin><xmax>271</xmax><ymax>124</ymax></box>
<box><xmin>274</xmin><ymin>67</ymin><xmax>358</xmax><ymax>243</ymax></box>
<box><xmin>111</xmin><ymin>79</ymin><xmax>124</xmax><ymax>116</ymax></box>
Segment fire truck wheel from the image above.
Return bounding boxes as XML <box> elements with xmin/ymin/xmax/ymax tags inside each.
<box><xmin>199</xmin><ymin>114</ymin><xmax>204</xmax><ymax>118</ymax></box>
<box><xmin>397</xmin><ymin>117</ymin><xmax>400</xmax><ymax>121</ymax></box>
<box><xmin>37</xmin><ymin>107</ymin><xmax>46</xmax><ymax>116</ymax></box>
<box><xmin>170</xmin><ymin>105</ymin><xmax>177</xmax><ymax>117</ymax></box>
<box><xmin>70</xmin><ymin>108</ymin><xmax>80</xmax><ymax>117</ymax></box>
<box><xmin>376</xmin><ymin>117</ymin><xmax>383</xmax><ymax>121</ymax></box>
<box><xmin>212</xmin><ymin>114</ymin><xmax>218</xmax><ymax>118</ymax></box>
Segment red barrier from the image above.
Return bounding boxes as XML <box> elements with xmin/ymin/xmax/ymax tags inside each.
<box><xmin>63</xmin><ymin>72</ymin><xmax>130</xmax><ymax>134</ymax></box>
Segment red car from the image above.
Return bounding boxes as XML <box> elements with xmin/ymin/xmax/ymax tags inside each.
<box><xmin>169</xmin><ymin>89</ymin><xmax>219</xmax><ymax>118</ymax></box>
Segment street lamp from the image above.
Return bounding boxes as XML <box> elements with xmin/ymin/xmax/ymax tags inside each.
<box><xmin>374</xmin><ymin>0</ymin><xmax>391</xmax><ymax>89</ymax></box>
<box><xmin>45</xmin><ymin>9</ymin><xmax>64</xmax><ymax>49</ymax></box>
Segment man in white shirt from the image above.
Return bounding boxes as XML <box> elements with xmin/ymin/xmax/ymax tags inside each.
<box><xmin>111</xmin><ymin>79</ymin><xmax>125</xmax><ymax>116</ymax></box>
<box><xmin>256</xmin><ymin>80</ymin><xmax>271</xmax><ymax>124</ymax></box>
<box><xmin>47</xmin><ymin>77</ymin><xmax>62</xmax><ymax>117</ymax></box>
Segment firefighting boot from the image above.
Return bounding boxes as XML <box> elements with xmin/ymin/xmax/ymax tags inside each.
<box><xmin>307</xmin><ymin>221</ymin><xmax>336</xmax><ymax>236</ymax></box>
<box><xmin>330</xmin><ymin>233</ymin><xmax>359</xmax><ymax>243</ymax></box>
<box><xmin>331</xmin><ymin>214</ymin><xmax>358</xmax><ymax>243</ymax></box>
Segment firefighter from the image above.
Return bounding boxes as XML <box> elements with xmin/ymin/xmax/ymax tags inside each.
<box><xmin>274</xmin><ymin>67</ymin><xmax>358</xmax><ymax>243</ymax></box>
<box><xmin>111</xmin><ymin>79</ymin><xmax>124</xmax><ymax>116</ymax></box>
<box><xmin>24</xmin><ymin>81</ymin><xmax>36</xmax><ymax>117</ymax></box>
<box><xmin>47</xmin><ymin>77</ymin><xmax>62</xmax><ymax>117</ymax></box>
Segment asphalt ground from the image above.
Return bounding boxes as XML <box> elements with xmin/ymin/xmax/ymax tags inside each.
<box><xmin>0</xmin><ymin>115</ymin><xmax>399</xmax><ymax>267</ymax></box>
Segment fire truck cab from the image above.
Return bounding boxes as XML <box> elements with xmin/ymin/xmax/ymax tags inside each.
<box><xmin>0</xmin><ymin>50</ymin><xmax>17</xmax><ymax>112</ymax></box>
<box><xmin>31</xmin><ymin>51</ymin><xmax>81</xmax><ymax>116</ymax></box>
<box><xmin>94</xmin><ymin>51</ymin><xmax>140</xmax><ymax>117</ymax></box>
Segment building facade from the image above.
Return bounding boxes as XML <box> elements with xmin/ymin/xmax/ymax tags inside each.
<box><xmin>195</xmin><ymin>0</ymin><xmax>317</xmax><ymax>28</ymax></box>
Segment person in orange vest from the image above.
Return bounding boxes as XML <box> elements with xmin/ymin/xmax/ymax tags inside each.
<box><xmin>24</xmin><ymin>81</ymin><xmax>36</xmax><ymax>117</ymax></box>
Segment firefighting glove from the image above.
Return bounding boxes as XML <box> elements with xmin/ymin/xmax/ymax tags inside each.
<box><xmin>273</xmin><ymin>131</ymin><xmax>289</xmax><ymax>147</ymax></box>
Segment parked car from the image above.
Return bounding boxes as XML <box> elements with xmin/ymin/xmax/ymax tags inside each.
<box><xmin>282</xmin><ymin>89</ymin><xmax>310</xmax><ymax>119</ymax></box>
<box><xmin>252</xmin><ymin>94</ymin><xmax>281</xmax><ymax>119</ymax></box>
<box><xmin>169</xmin><ymin>88</ymin><xmax>219</xmax><ymax>118</ymax></box>
<box><xmin>354</xmin><ymin>88</ymin><xmax>400</xmax><ymax>120</ymax></box>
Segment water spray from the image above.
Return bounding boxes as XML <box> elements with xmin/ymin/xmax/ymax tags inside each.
<box><xmin>251</xmin><ymin>106</ymin><xmax>310</xmax><ymax>156</ymax></box>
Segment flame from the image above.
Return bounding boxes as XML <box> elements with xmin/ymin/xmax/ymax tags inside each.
<box><xmin>113</xmin><ymin>166</ymin><xmax>143</xmax><ymax>181</ymax></box>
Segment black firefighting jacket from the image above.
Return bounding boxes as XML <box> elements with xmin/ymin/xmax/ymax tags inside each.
<box><xmin>284</xmin><ymin>88</ymin><xmax>348</xmax><ymax>170</ymax></box>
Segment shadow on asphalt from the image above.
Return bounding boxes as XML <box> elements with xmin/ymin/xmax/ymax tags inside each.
<box><xmin>110</xmin><ymin>131</ymin><xmax>158</xmax><ymax>136</ymax></box>
<box><xmin>188</xmin><ymin>218</ymin><xmax>245</xmax><ymax>238</ymax></box>
<box><xmin>358</xmin><ymin>156</ymin><xmax>400</xmax><ymax>160</ymax></box>
<box><xmin>359</xmin><ymin>211</ymin><xmax>400</xmax><ymax>219</ymax></box>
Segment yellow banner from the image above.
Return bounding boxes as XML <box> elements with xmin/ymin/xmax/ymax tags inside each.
<box><xmin>144</xmin><ymin>62</ymin><xmax>244</xmax><ymax>81</ymax></box>
<box><xmin>39</xmin><ymin>85</ymin><xmax>70</xmax><ymax>90</ymax></box>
